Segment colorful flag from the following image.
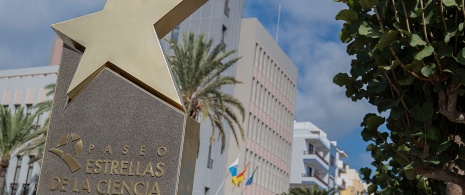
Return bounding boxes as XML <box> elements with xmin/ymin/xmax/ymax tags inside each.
<box><xmin>228</xmin><ymin>156</ymin><xmax>239</xmax><ymax>177</ymax></box>
<box><xmin>245</xmin><ymin>165</ymin><xmax>259</xmax><ymax>186</ymax></box>
<box><xmin>233</xmin><ymin>161</ymin><xmax>250</xmax><ymax>186</ymax></box>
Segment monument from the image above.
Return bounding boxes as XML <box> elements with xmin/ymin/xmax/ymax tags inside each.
<box><xmin>37</xmin><ymin>0</ymin><xmax>207</xmax><ymax>194</ymax></box>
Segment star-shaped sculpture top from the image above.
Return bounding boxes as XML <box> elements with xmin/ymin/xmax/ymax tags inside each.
<box><xmin>52</xmin><ymin>0</ymin><xmax>207</xmax><ymax>112</ymax></box>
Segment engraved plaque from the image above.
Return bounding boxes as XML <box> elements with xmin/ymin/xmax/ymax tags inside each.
<box><xmin>37</xmin><ymin>47</ymin><xmax>199</xmax><ymax>195</ymax></box>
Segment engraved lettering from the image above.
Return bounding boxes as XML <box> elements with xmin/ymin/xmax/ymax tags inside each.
<box><xmin>103</xmin><ymin>160</ymin><xmax>111</xmax><ymax>174</ymax></box>
<box><xmin>85</xmin><ymin>159</ymin><xmax>94</xmax><ymax>174</ymax></box>
<box><xmin>123</xmin><ymin>145</ymin><xmax>129</xmax><ymax>155</ymax></box>
<box><xmin>135</xmin><ymin>162</ymin><xmax>142</xmax><ymax>176</ymax></box>
<box><xmin>155</xmin><ymin>162</ymin><xmax>165</xmax><ymax>177</ymax></box>
<box><xmin>111</xmin><ymin>180</ymin><xmax>122</xmax><ymax>194</ymax></box>
<box><xmin>88</xmin><ymin>144</ymin><xmax>94</xmax><ymax>154</ymax></box>
<box><xmin>120</xmin><ymin>160</ymin><xmax>129</xmax><ymax>176</ymax></box>
<box><xmin>50</xmin><ymin>177</ymin><xmax>60</xmax><ymax>191</ymax></box>
<box><xmin>82</xmin><ymin>178</ymin><xmax>91</xmax><ymax>193</ymax></box>
<box><xmin>60</xmin><ymin>177</ymin><xmax>68</xmax><ymax>192</ymax></box>
<box><xmin>111</xmin><ymin>160</ymin><xmax>119</xmax><ymax>175</ymax></box>
<box><xmin>149</xmin><ymin>182</ymin><xmax>160</xmax><ymax>195</ymax></box>
<box><xmin>122</xmin><ymin>180</ymin><xmax>134</xmax><ymax>195</ymax></box>
<box><xmin>94</xmin><ymin>159</ymin><xmax>103</xmax><ymax>174</ymax></box>
<box><xmin>140</xmin><ymin>146</ymin><xmax>146</xmax><ymax>156</ymax></box>
<box><xmin>134</xmin><ymin>181</ymin><xmax>145</xmax><ymax>195</ymax></box>
<box><xmin>128</xmin><ymin>161</ymin><xmax>135</xmax><ymax>176</ymax></box>
<box><xmin>143</xmin><ymin>162</ymin><xmax>155</xmax><ymax>177</ymax></box>
<box><xmin>104</xmin><ymin>145</ymin><xmax>112</xmax><ymax>154</ymax></box>
<box><xmin>72</xmin><ymin>178</ymin><xmax>79</xmax><ymax>192</ymax></box>
<box><xmin>158</xmin><ymin>147</ymin><xmax>167</xmax><ymax>157</ymax></box>
<box><xmin>97</xmin><ymin>180</ymin><xmax>107</xmax><ymax>194</ymax></box>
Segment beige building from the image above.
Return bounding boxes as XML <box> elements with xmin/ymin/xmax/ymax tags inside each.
<box><xmin>340</xmin><ymin>167</ymin><xmax>368</xmax><ymax>195</ymax></box>
<box><xmin>220</xmin><ymin>18</ymin><xmax>297</xmax><ymax>195</ymax></box>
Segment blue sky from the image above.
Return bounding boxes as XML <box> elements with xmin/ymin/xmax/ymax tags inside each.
<box><xmin>0</xmin><ymin>0</ymin><xmax>376</xmax><ymax>171</ymax></box>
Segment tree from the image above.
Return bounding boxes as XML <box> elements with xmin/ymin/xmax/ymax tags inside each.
<box><xmin>166</xmin><ymin>33</ymin><xmax>245</xmax><ymax>152</ymax></box>
<box><xmin>333</xmin><ymin>0</ymin><xmax>465</xmax><ymax>193</ymax></box>
<box><xmin>0</xmin><ymin>106</ymin><xmax>44</xmax><ymax>193</ymax></box>
<box><xmin>279</xmin><ymin>185</ymin><xmax>335</xmax><ymax>195</ymax></box>
<box><xmin>20</xmin><ymin>83</ymin><xmax>56</xmax><ymax>165</ymax></box>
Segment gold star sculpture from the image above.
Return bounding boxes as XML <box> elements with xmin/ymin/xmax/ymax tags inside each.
<box><xmin>52</xmin><ymin>0</ymin><xmax>207</xmax><ymax>111</ymax></box>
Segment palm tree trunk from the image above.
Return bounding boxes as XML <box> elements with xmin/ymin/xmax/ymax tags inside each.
<box><xmin>446</xmin><ymin>182</ymin><xmax>464</xmax><ymax>195</ymax></box>
<box><xmin>0</xmin><ymin>157</ymin><xmax>9</xmax><ymax>195</ymax></box>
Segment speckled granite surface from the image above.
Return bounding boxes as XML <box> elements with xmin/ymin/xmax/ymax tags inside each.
<box><xmin>37</xmin><ymin>46</ymin><xmax>199</xmax><ymax>195</ymax></box>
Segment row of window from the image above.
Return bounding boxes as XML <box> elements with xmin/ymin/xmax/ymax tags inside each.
<box><xmin>244</xmin><ymin>149</ymin><xmax>289</xmax><ymax>194</ymax></box>
<box><xmin>247</xmin><ymin>113</ymin><xmax>291</xmax><ymax>164</ymax></box>
<box><xmin>251</xmin><ymin>78</ymin><xmax>294</xmax><ymax>134</ymax></box>
<box><xmin>254</xmin><ymin>44</ymin><xmax>296</xmax><ymax>103</ymax></box>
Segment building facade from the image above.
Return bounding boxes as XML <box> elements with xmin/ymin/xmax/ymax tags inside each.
<box><xmin>224</xmin><ymin>18</ymin><xmax>297</xmax><ymax>195</ymax></box>
<box><xmin>6</xmin><ymin>1</ymin><xmax>298</xmax><ymax>194</ymax></box>
<box><xmin>0</xmin><ymin>66</ymin><xmax>59</xmax><ymax>195</ymax></box>
<box><xmin>340</xmin><ymin>167</ymin><xmax>368</xmax><ymax>195</ymax></box>
<box><xmin>290</xmin><ymin>121</ymin><xmax>349</xmax><ymax>193</ymax></box>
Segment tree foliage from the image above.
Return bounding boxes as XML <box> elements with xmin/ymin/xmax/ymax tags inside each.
<box><xmin>0</xmin><ymin>106</ymin><xmax>45</xmax><ymax>193</ymax></box>
<box><xmin>279</xmin><ymin>185</ymin><xmax>335</xmax><ymax>195</ymax></box>
<box><xmin>166</xmin><ymin>33</ymin><xmax>245</xmax><ymax>152</ymax></box>
<box><xmin>333</xmin><ymin>0</ymin><xmax>465</xmax><ymax>193</ymax></box>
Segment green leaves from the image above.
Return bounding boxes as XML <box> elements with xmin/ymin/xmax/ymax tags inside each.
<box><xmin>336</xmin><ymin>9</ymin><xmax>358</xmax><ymax>22</ymax></box>
<box><xmin>442</xmin><ymin>0</ymin><xmax>458</xmax><ymax>7</ymax></box>
<box><xmin>421</xmin><ymin>63</ymin><xmax>436</xmax><ymax>77</ymax></box>
<box><xmin>414</xmin><ymin>46</ymin><xmax>434</xmax><ymax>60</ymax></box>
<box><xmin>409</xmin><ymin>34</ymin><xmax>427</xmax><ymax>47</ymax></box>
<box><xmin>404</xmin><ymin>165</ymin><xmax>417</xmax><ymax>180</ymax></box>
<box><xmin>376</xmin><ymin>30</ymin><xmax>398</xmax><ymax>51</ymax></box>
<box><xmin>457</xmin><ymin>48</ymin><xmax>465</xmax><ymax>65</ymax></box>
<box><xmin>365</xmin><ymin>115</ymin><xmax>385</xmax><ymax>130</ymax></box>
<box><xmin>410</xmin><ymin>102</ymin><xmax>435</xmax><ymax>121</ymax></box>
<box><xmin>359</xmin><ymin>22</ymin><xmax>382</xmax><ymax>38</ymax></box>
<box><xmin>333</xmin><ymin>73</ymin><xmax>351</xmax><ymax>86</ymax></box>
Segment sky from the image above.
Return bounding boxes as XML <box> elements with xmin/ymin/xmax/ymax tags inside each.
<box><xmin>0</xmin><ymin>0</ymin><xmax>377</xmax><ymax>171</ymax></box>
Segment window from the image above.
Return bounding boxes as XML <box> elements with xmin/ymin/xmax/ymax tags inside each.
<box><xmin>13</xmin><ymin>156</ymin><xmax>22</xmax><ymax>184</ymax></box>
<box><xmin>25</xmin><ymin>159</ymin><xmax>34</xmax><ymax>183</ymax></box>
<box><xmin>26</xmin><ymin>104</ymin><xmax>33</xmax><ymax>116</ymax></box>
<box><xmin>221</xmin><ymin>25</ymin><xmax>227</xmax><ymax>51</ymax></box>
<box><xmin>330</xmin><ymin>155</ymin><xmax>335</xmax><ymax>167</ymax></box>
<box><xmin>308</xmin><ymin>143</ymin><xmax>314</xmax><ymax>154</ymax></box>
<box><xmin>306</xmin><ymin>166</ymin><xmax>312</xmax><ymax>177</ymax></box>
<box><xmin>224</xmin><ymin>0</ymin><xmax>230</xmax><ymax>17</ymax></box>
<box><xmin>171</xmin><ymin>25</ymin><xmax>180</xmax><ymax>44</ymax></box>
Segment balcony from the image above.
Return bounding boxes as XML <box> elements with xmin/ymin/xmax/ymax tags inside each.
<box><xmin>336</xmin><ymin>178</ymin><xmax>346</xmax><ymax>190</ymax></box>
<box><xmin>337</xmin><ymin>161</ymin><xmax>347</xmax><ymax>173</ymax></box>
<box><xmin>302</xmin><ymin>173</ymin><xmax>328</xmax><ymax>189</ymax></box>
<box><xmin>303</xmin><ymin>150</ymin><xmax>328</xmax><ymax>165</ymax></box>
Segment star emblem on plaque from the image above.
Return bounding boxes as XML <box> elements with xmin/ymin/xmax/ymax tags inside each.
<box><xmin>38</xmin><ymin>0</ymin><xmax>207</xmax><ymax>194</ymax></box>
<box><xmin>52</xmin><ymin>0</ymin><xmax>207</xmax><ymax>111</ymax></box>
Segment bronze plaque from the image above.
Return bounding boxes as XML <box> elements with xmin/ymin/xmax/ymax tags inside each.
<box><xmin>37</xmin><ymin>47</ymin><xmax>199</xmax><ymax>195</ymax></box>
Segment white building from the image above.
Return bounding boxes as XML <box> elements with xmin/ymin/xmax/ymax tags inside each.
<box><xmin>290</xmin><ymin>121</ymin><xmax>349</xmax><ymax>193</ymax></box>
<box><xmin>0</xmin><ymin>66</ymin><xmax>58</xmax><ymax>195</ymax></box>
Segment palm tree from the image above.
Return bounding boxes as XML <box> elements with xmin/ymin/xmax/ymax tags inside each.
<box><xmin>166</xmin><ymin>33</ymin><xmax>245</xmax><ymax>152</ymax></box>
<box><xmin>0</xmin><ymin>106</ymin><xmax>44</xmax><ymax>193</ymax></box>
<box><xmin>20</xmin><ymin>83</ymin><xmax>56</xmax><ymax>165</ymax></box>
<box><xmin>279</xmin><ymin>186</ymin><xmax>335</xmax><ymax>195</ymax></box>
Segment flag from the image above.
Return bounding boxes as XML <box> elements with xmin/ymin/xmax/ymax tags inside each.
<box><xmin>233</xmin><ymin>161</ymin><xmax>250</xmax><ymax>186</ymax></box>
<box><xmin>228</xmin><ymin>156</ymin><xmax>239</xmax><ymax>177</ymax></box>
<box><xmin>245</xmin><ymin>165</ymin><xmax>259</xmax><ymax>186</ymax></box>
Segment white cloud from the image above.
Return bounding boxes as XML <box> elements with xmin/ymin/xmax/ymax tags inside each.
<box><xmin>0</xmin><ymin>0</ymin><xmax>105</xmax><ymax>69</ymax></box>
<box><xmin>245</xmin><ymin>0</ymin><xmax>376</xmax><ymax>140</ymax></box>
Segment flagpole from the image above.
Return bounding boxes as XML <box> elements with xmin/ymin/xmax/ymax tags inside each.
<box><xmin>276</xmin><ymin>0</ymin><xmax>282</xmax><ymax>43</ymax></box>
<box><xmin>215</xmin><ymin>154</ymin><xmax>240</xmax><ymax>195</ymax></box>
<box><xmin>214</xmin><ymin>171</ymin><xmax>230</xmax><ymax>195</ymax></box>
